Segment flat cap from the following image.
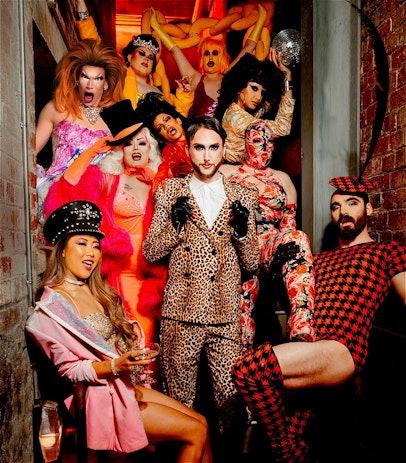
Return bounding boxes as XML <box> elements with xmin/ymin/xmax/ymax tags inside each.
<box><xmin>329</xmin><ymin>176</ymin><xmax>374</xmax><ymax>193</ymax></box>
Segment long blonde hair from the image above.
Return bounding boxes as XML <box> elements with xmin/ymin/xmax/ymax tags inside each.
<box><xmin>36</xmin><ymin>235</ymin><xmax>137</xmax><ymax>353</ymax></box>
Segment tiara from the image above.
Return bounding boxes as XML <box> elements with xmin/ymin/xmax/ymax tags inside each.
<box><xmin>132</xmin><ymin>37</ymin><xmax>159</xmax><ymax>55</ymax></box>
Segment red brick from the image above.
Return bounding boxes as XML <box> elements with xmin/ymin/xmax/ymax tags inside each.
<box><xmin>390</xmin><ymin>170</ymin><xmax>406</xmax><ymax>189</ymax></box>
<box><xmin>388</xmin><ymin>210</ymin><xmax>406</xmax><ymax>228</ymax></box>
<box><xmin>382</xmin><ymin>188</ymin><xmax>406</xmax><ymax>209</ymax></box>
<box><xmin>0</xmin><ymin>256</ymin><xmax>12</xmax><ymax>276</ymax></box>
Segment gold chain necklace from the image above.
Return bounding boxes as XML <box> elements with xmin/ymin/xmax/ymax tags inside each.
<box><xmin>80</xmin><ymin>103</ymin><xmax>103</xmax><ymax>125</ymax></box>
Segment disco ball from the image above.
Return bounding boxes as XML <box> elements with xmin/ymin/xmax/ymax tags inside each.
<box><xmin>272</xmin><ymin>29</ymin><xmax>302</xmax><ymax>68</ymax></box>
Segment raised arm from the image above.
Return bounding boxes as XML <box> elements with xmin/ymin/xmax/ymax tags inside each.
<box><xmin>150</xmin><ymin>9</ymin><xmax>201</xmax><ymax>91</ymax></box>
<box><xmin>229</xmin><ymin>3</ymin><xmax>268</xmax><ymax>68</ymax></box>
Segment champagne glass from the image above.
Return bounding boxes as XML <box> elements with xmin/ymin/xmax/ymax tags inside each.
<box><xmin>132</xmin><ymin>342</ymin><xmax>160</xmax><ymax>385</ymax></box>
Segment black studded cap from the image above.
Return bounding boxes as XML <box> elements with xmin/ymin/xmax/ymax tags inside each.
<box><xmin>43</xmin><ymin>201</ymin><xmax>105</xmax><ymax>246</ymax></box>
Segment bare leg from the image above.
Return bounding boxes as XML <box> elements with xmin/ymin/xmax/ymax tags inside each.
<box><xmin>135</xmin><ymin>386</ymin><xmax>212</xmax><ymax>463</ymax></box>
<box><xmin>232</xmin><ymin>341</ymin><xmax>355</xmax><ymax>461</ymax></box>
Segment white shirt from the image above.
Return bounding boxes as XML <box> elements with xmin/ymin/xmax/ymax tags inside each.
<box><xmin>189</xmin><ymin>174</ymin><xmax>227</xmax><ymax>228</ymax></box>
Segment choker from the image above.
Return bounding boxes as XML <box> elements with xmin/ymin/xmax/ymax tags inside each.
<box><xmin>64</xmin><ymin>278</ymin><xmax>86</xmax><ymax>286</ymax></box>
<box><xmin>80</xmin><ymin>103</ymin><xmax>103</xmax><ymax>125</ymax></box>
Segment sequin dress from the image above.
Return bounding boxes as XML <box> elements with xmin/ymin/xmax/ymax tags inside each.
<box><xmin>109</xmin><ymin>176</ymin><xmax>167</xmax><ymax>346</ymax></box>
<box><xmin>83</xmin><ymin>312</ymin><xmax>128</xmax><ymax>353</ymax></box>
<box><xmin>36</xmin><ymin>120</ymin><xmax>111</xmax><ymax>223</ymax></box>
<box><xmin>222</xmin><ymin>96</ymin><xmax>295</xmax><ymax>163</ymax></box>
<box><xmin>188</xmin><ymin>76</ymin><xmax>218</xmax><ymax>119</ymax></box>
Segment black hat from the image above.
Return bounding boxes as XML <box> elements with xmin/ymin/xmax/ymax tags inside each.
<box><xmin>329</xmin><ymin>176</ymin><xmax>374</xmax><ymax>193</ymax></box>
<box><xmin>101</xmin><ymin>99</ymin><xmax>143</xmax><ymax>146</ymax></box>
<box><xmin>43</xmin><ymin>201</ymin><xmax>105</xmax><ymax>246</ymax></box>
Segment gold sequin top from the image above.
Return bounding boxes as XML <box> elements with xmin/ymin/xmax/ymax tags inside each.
<box><xmin>83</xmin><ymin>312</ymin><xmax>128</xmax><ymax>353</ymax></box>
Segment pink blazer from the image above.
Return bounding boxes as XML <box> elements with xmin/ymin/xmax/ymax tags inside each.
<box><xmin>26</xmin><ymin>286</ymin><xmax>148</xmax><ymax>453</ymax></box>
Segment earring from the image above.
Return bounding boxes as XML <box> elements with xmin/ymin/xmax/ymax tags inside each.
<box><xmin>75</xmin><ymin>81</ymin><xmax>78</xmax><ymax>86</ymax></box>
<box><xmin>104</xmin><ymin>85</ymin><xmax>108</xmax><ymax>91</ymax></box>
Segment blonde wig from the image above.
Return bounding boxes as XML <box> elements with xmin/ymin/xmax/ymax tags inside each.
<box><xmin>197</xmin><ymin>37</ymin><xmax>230</xmax><ymax>75</ymax></box>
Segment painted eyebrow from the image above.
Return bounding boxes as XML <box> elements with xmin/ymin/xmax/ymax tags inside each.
<box><xmin>192</xmin><ymin>143</ymin><xmax>220</xmax><ymax>149</ymax></box>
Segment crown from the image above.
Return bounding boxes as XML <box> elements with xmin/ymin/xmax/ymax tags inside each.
<box><xmin>132</xmin><ymin>37</ymin><xmax>159</xmax><ymax>55</ymax></box>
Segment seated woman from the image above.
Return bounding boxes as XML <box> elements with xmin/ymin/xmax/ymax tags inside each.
<box><xmin>26</xmin><ymin>200</ymin><xmax>212</xmax><ymax>462</ymax></box>
<box><xmin>215</xmin><ymin>52</ymin><xmax>295</xmax><ymax>164</ymax></box>
<box><xmin>220</xmin><ymin>120</ymin><xmax>315</xmax><ymax>347</ymax></box>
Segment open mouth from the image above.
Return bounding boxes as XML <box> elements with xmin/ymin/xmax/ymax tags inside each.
<box><xmin>132</xmin><ymin>153</ymin><xmax>142</xmax><ymax>161</ymax></box>
<box><xmin>83</xmin><ymin>260</ymin><xmax>94</xmax><ymax>271</ymax></box>
<box><xmin>83</xmin><ymin>92</ymin><xmax>94</xmax><ymax>104</ymax></box>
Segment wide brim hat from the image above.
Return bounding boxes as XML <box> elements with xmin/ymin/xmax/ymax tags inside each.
<box><xmin>101</xmin><ymin>99</ymin><xmax>143</xmax><ymax>146</ymax></box>
<box><xmin>43</xmin><ymin>201</ymin><xmax>105</xmax><ymax>246</ymax></box>
<box><xmin>329</xmin><ymin>176</ymin><xmax>374</xmax><ymax>193</ymax></box>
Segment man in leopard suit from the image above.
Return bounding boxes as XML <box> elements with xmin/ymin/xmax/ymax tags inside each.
<box><xmin>143</xmin><ymin>116</ymin><xmax>259</xmax><ymax>460</ymax></box>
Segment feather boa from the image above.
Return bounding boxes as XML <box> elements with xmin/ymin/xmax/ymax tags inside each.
<box><xmin>134</xmin><ymin>188</ymin><xmax>168</xmax><ymax>318</ymax></box>
<box><xmin>43</xmin><ymin>166</ymin><xmax>133</xmax><ymax>275</ymax></box>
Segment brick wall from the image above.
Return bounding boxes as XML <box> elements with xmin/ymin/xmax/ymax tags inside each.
<box><xmin>360</xmin><ymin>0</ymin><xmax>406</xmax><ymax>244</ymax></box>
<box><xmin>0</xmin><ymin>1</ymin><xmax>36</xmax><ymax>461</ymax></box>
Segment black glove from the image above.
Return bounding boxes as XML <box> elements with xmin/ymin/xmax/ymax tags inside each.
<box><xmin>270</xmin><ymin>242</ymin><xmax>300</xmax><ymax>275</ymax></box>
<box><xmin>171</xmin><ymin>196</ymin><xmax>192</xmax><ymax>234</ymax></box>
<box><xmin>264</xmin><ymin>241</ymin><xmax>301</xmax><ymax>314</ymax></box>
<box><xmin>229</xmin><ymin>200</ymin><xmax>249</xmax><ymax>239</ymax></box>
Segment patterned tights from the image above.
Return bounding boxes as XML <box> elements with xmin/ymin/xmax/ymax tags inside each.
<box><xmin>232</xmin><ymin>343</ymin><xmax>313</xmax><ymax>462</ymax></box>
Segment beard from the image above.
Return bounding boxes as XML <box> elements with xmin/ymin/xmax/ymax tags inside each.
<box><xmin>191</xmin><ymin>158</ymin><xmax>222</xmax><ymax>180</ymax></box>
<box><xmin>336</xmin><ymin>212</ymin><xmax>367</xmax><ymax>241</ymax></box>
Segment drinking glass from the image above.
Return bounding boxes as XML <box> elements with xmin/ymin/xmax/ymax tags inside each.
<box><xmin>132</xmin><ymin>343</ymin><xmax>160</xmax><ymax>385</ymax></box>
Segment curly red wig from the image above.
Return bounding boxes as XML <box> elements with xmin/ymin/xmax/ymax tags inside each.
<box><xmin>54</xmin><ymin>39</ymin><xmax>126</xmax><ymax>119</ymax></box>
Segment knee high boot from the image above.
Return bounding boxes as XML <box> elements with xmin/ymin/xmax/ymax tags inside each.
<box><xmin>231</xmin><ymin>343</ymin><xmax>309</xmax><ymax>462</ymax></box>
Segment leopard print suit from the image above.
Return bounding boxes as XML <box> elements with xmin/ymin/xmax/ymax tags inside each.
<box><xmin>143</xmin><ymin>173</ymin><xmax>259</xmax><ymax>433</ymax></box>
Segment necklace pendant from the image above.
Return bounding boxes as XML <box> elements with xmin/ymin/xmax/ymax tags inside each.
<box><xmin>80</xmin><ymin>103</ymin><xmax>103</xmax><ymax>125</ymax></box>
